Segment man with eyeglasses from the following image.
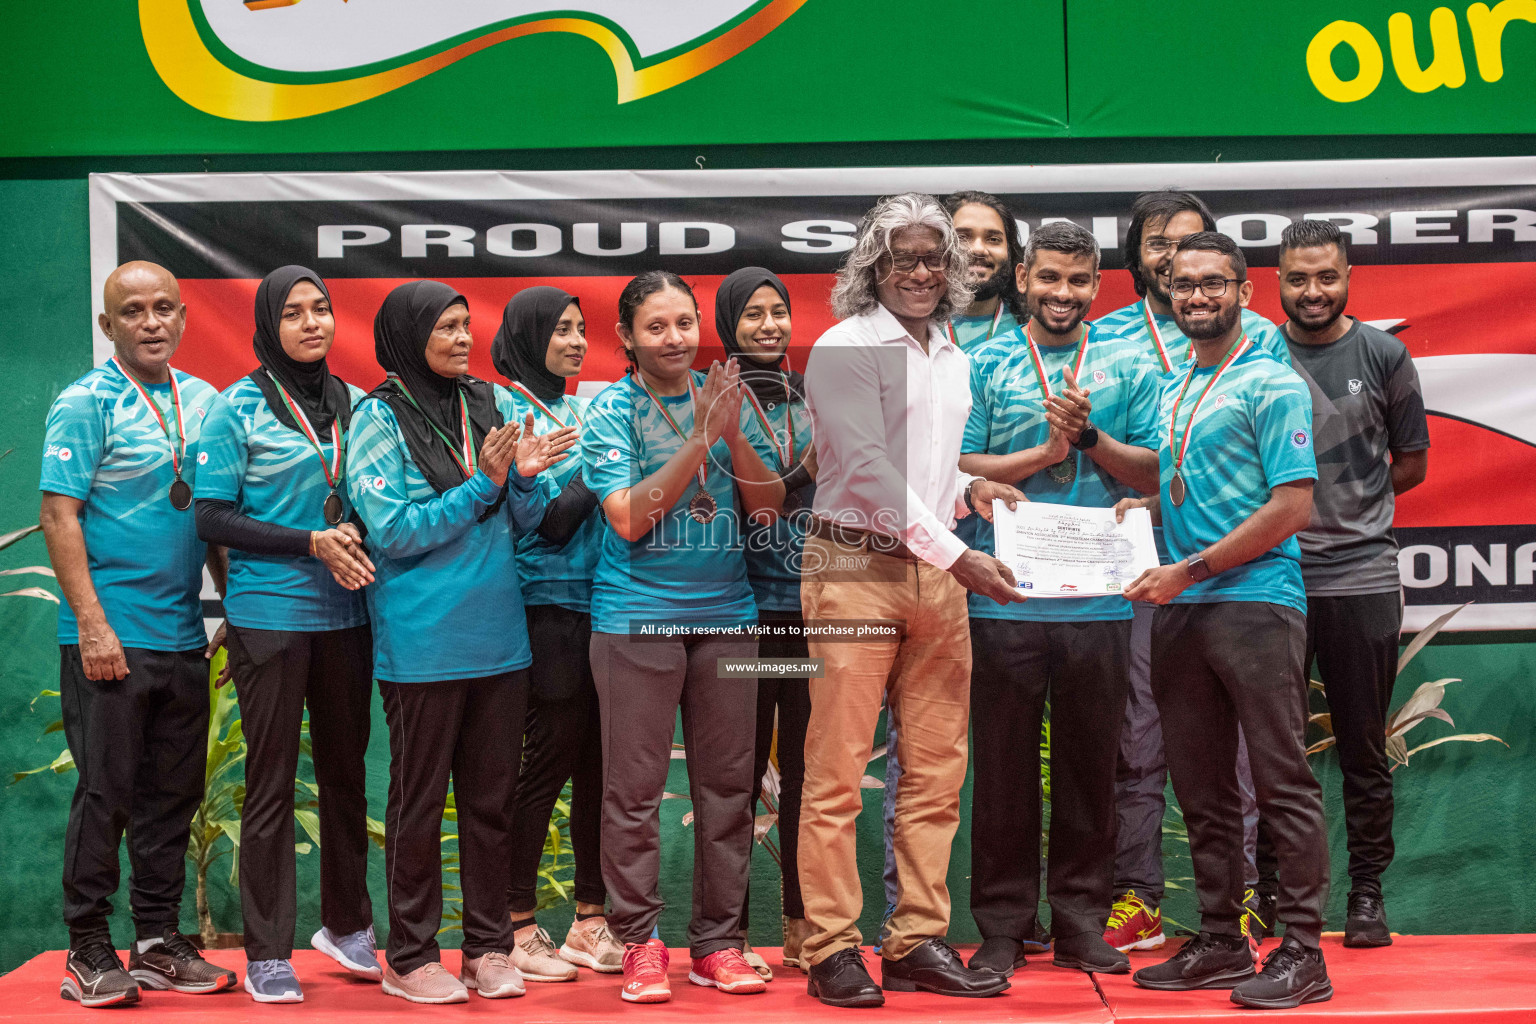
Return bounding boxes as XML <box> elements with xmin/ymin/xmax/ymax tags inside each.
<box><xmin>1269</xmin><ymin>219</ymin><xmax>1428</xmax><ymax>948</ymax></box>
<box><xmin>1117</xmin><ymin>232</ymin><xmax>1332</xmax><ymax>1010</ymax></box>
<box><xmin>798</xmin><ymin>193</ymin><xmax>1025</xmax><ymax>1007</ymax></box>
<box><xmin>1095</xmin><ymin>190</ymin><xmax>1279</xmax><ymax>956</ymax></box>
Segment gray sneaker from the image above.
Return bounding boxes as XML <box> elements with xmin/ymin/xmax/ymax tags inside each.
<box><xmin>244</xmin><ymin>959</ymin><xmax>304</xmax><ymax>1003</ymax></box>
<box><xmin>312</xmin><ymin>925</ymin><xmax>383</xmax><ymax>980</ymax></box>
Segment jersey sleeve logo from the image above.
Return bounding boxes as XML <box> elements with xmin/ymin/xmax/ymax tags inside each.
<box><xmin>51</xmin><ymin>445</ymin><xmax>73</xmax><ymax>462</ymax></box>
<box><xmin>197</xmin><ymin>451</ymin><xmax>209</xmax><ymax>465</ymax></box>
<box><xmin>1291</xmin><ymin>428</ymin><xmax>1312</xmax><ymax>448</ymax></box>
<box><xmin>1348</xmin><ymin>379</ymin><xmax>1363</xmax><ymax>395</ymax></box>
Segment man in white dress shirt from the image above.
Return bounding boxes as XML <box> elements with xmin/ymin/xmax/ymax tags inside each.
<box><xmin>798</xmin><ymin>193</ymin><xmax>1026</xmax><ymax>1008</ymax></box>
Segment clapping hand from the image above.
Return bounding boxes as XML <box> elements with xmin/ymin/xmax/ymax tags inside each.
<box><xmin>514</xmin><ymin>411</ymin><xmax>579</xmax><ymax>478</ymax></box>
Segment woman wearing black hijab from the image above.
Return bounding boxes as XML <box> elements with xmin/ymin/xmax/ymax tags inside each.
<box><xmin>195</xmin><ymin>266</ymin><xmax>380</xmax><ymax>1002</ymax></box>
<box><xmin>490</xmin><ymin>287</ymin><xmax>624</xmax><ymax>979</ymax></box>
<box><xmin>346</xmin><ymin>280</ymin><xmax>576</xmax><ymax>1004</ymax></box>
<box><xmin>713</xmin><ymin>268</ymin><xmax>817</xmax><ymax>976</ymax></box>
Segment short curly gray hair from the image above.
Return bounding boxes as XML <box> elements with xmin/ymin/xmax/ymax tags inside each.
<box><xmin>830</xmin><ymin>193</ymin><xmax>973</xmax><ymax>322</ymax></box>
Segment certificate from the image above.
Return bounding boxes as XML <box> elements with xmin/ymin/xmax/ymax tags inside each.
<box><xmin>991</xmin><ymin>500</ymin><xmax>1158</xmax><ymax>598</ymax></box>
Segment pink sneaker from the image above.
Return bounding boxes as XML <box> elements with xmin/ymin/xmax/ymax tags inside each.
<box><xmin>688</xmin><ymin>948</ymin><xmax>767</xmax><ymax>994</ymax></box>
<box><xmin>621</xmin><ymin>939</ymin><xmax>671</xmax><ymax>1003</ymax></box>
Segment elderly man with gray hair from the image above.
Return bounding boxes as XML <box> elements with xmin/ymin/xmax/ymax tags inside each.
<box><xmin>959</xmin><ymin>220</ymin><xmax>1163</xmax><ymax>980</ymax></box>
<box><xmin>797</xmin><ymin>193</ymin><xmax>1025</xmax><ymax>1008</ymax></box>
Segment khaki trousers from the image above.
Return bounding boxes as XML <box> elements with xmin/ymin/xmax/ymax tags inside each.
<box><xmin>797</xmin><ymin>533</ymin><xmax>972</xmax><ymax>964</ymax></box>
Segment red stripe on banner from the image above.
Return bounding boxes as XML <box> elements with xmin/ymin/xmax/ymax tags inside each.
<box><xmin>173</xmin><ymin>275</ymin><xmax>844</xmax><ymax>392</ymax></box>
<box><xmin>1396</xmin><ymin>417</ymin><xmax>1536</xmax><ymax>528</ymax></box>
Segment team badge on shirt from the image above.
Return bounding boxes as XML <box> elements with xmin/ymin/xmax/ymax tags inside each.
<box><xmin>1093</xmin><ymin>370</ymin><xmax>1107</xmax><ymax>385</ymax></box>
<box><xmin>1292</xmin><ymin>429</ymin><xmax>1311</xmax><ymax>448</ymax></box>
<box><xmin>1349</xmin><ymin>379</ymin><xmax>1363</xmax><ymax>395</ymax></box>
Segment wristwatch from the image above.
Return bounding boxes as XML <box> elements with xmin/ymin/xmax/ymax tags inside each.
<box><xmin>963</xmin><ymin>481</ymin><xmax>979</xmax><ymax>515</ymax></box>
<box><xmin>1072</xmin><ymin>422</ymin><xmax>1100</xmax><ymax>450</ymax></box>
<box><xmin>1185</xmin><ymin>556</ymin><xmax>1212</xmax><ymax>582</ymax></box>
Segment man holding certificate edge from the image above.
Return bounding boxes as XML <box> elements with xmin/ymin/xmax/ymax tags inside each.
<box><xmin>1116</xmin><ymin>232</ymin><xmax>1333</xmax><ymax>1010</ymax></box>
<box><xmin>959</xmin><ymin>221</ymin><xmax>1162</xmax><ymax>978</ymax></box>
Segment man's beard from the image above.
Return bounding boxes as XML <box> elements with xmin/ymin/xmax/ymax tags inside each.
<box><xmin>1285</xmin><ymin>295</ymin><xmax>1347</xmax><ymax>332</ymax></box>
<box><xmin>1140</xmin><ymin>266</ymin><xmax>1170</xmax><ymax>305</ymax></box>
<box><xmin>1178</xmin><ymin>302</ymin><xmax>1242</xmax><ymax>340</ymax></box>
<box><xmin>970</xmin><ymin>262</ymin><xmax>1011</xmax><ymax>303</ymax></box>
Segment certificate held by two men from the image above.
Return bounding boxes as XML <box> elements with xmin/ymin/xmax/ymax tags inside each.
<box><xmin>990</xmin><ymin>500</ymin><xmax>1159</xmax><ymax>598</ymax></box>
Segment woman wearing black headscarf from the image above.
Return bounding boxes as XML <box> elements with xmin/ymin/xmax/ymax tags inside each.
<box><xmin>346</xmin><ymin>280</ymin><xmax>576</xmax><ymax>1004</ymax></box>
<box><xmin>490</xmin><ymin>287</ymin><xmax>624</xmax><ymax>979</ymax></box>
<box><xmin>195</xmin><ymin>266</ymin><xmax>379</xmax><ymax>1002</ymax></box>
<box><xmin>714</xmin><ymin>268</ymin><xmax>817</xmax><ymax>976</ymax></box>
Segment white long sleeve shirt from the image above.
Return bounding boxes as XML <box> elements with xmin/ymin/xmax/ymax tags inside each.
<box><xmin>804</xmin><ymin>303</ymin><xmax>979</xmax><ymax>570</ymax></box>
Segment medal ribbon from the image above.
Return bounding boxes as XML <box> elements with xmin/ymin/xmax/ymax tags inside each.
<box><xmin>635</xmin><ymin>372</ymin><xmax>708</xmax><ymax>490</ymax></box>
<box><xmin>1167</xmin><ymin>334</ymin><xmax>1252</xmax><ymax>472</ymax></box>
<box><xmin>113</xmin><ymin>358</ymin><xmax>185</xmax><ymax>479</ymax></box>
<box><xmin>388</xmin><ymin>375</ymin><xmax>478</xmax><ymax>479</ymax></box>
<box><xmin>946</xmin><ymin>303</ymin><xmax>1004</xmax><ymax>349</ymax></box>
<box><xmin>1142</xmin><ymin>300</ymin><xmax>1192</xmax><ymax>374</ymax></box>
<box><xmin>268</xmin><ymin>371</ymin><xmax>343</xmax><ymax>490</ymax></box>
<box><xmin>741</xmin><ymin>382</ymin><xmax>795</xmax><ymax>469</ymax></box>
<box><xmin>508</xmin><ymin>381</ymin><xmax>582</xmax><ymax>429</ymax></box>
<box><xmin>1023</xmin><ymin>322</ymin><xmax>1090</xmax><ymax>400</ymax></box>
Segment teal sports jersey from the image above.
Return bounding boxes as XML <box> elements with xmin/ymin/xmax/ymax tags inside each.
<box><xmin>504</xmin><ymin>387</ymin><xmax>599</xmax><ymax>613</ymax></box>
<box><xmin>740</xmin><ymin>394</ymin><xmax>815</xmax><ymax>612</ymax></box>
<box><xmin>39</xmin><ymin>362</ymin><xmax>218</xmax><ymax>651</ymax></box>
<box><xmin>947</xmin><ymin>305</ymin><xmax>1020</xmax><ymax>353</ymax></box>
<box><xmin>1095</xmin><ymin>299</ymin><xmax>1290</xmax><ymax>372</ymax></box>
<box><xmin>196</xmin><ymin>376</ymin><xmax>369</xmax><ymax>632</ymax></box>
<box><xmin>581</xmin><ymin>370</ymin><xmax>778</xmax><ymax>634</ymax></box>
<box><xmin>962</xmin><ymin>322</ymin><xmax>1162</xmax><ymax>621</ymax></box>
<box><xmin>346</xmin><ymin>385</ymin><xmax>545</xmax><ymax>682</ymax></box>
<box><xmin>1157</xmin><ymin>342</ymin><xmax>1317</xmax><ymax>613</ymax></box>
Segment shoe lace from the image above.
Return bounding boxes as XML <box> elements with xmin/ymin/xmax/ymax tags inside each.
<box><xmin>1258</xmin><ymin>942</ymin><xmax>1309</xmax><ymax>977</ymax></box>
<box><xmin>1173</xmin><ymin>933</ymin><xmax>1229</xmax><ymax>963</ymax></box>
<box><xmin>1106</xmin><ymin>891</ymin><xmax>1147</xmax><ymax>929</ymax></box>
<box><xmin>706</xmin><ymin>948</ymin><xmax>753</xmax><ymax>972</ymax></box>
<box><xmin>585</xmin><ymin>921</ymin><xmax>618</xmax><ymax>948</ymax></box>
<box><xmin>519</xmin><ymin>927</ymin><xmax>558</xmax><ymax>957</ymax></box>
<box><xmin>826</xmin><ymin>947</ymin><xmax>866</xmax><ymax>970</ymax></box>
<box><xmin>158</xmin><ymin>931</ymin><xmax>203</xmax><ymax>961</ymax></box>
<box><xmin>922</xmin><ymin>937</ymin><xmax>964</xmax><ymax>965</ymax></box>
<box><xmin>74</xmin><ymin>941</ymin><xmax>123</xmax><ymax>974</ymax></box>
<box><xmin>1347</xmin><ymin>892</ymin><xmax>1382</xmax><ymax>918</ymax></box>
<box><xmin>479</xmin><ymin>951</ymin><xmax>512</xmax><ymax>969</ymax></box>
<box><xmin>417</xmin><ymin>961</ymin><xmax>450</xmax><ymax>979</ymax></box>
<box><xmin>248</xmin><ymin>959</ymin><xmax>292</xmax><ymax>981</ymax></box>
<box><xmin>1239</xmin><ymin>888</ymin><xmax>1270</xmax><ymax>937</ymax></box>
<box><xmin>624</xmin><ymin>942</ymin><xmax>667</xmax><ymax>975</ymax></box>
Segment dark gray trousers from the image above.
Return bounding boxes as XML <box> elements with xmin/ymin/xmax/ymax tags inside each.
<box><xmin>1150</xmin><ymin>601</ymin><xmax>1329</xmax><ymax>946</ymax></box>
<box><xmin>590</xmin><ymin>631</ymin><xmax>757</xmax><ymax>957</ymax></box>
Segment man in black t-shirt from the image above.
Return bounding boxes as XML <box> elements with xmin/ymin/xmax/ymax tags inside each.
<box><xmin>1275</xmin><ymin>220</ymin><xmax>1430</xmax><ymax>948</ymax></box>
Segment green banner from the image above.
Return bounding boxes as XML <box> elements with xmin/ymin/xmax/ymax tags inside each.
<box><xmin>0</xmin><ymin>1</ymin><xmax>1067</xmax><ymax>157</ymax></box>
<box><xmin>1067</xmin><ymin>0</ymin><xmax>1536</xmax><ymax>136</ymax></box>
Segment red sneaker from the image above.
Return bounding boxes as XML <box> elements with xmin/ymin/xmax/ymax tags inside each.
<box><xmin>688</xmin><ymin>948</ymin><xmax>768</xmax><ymax>994</ymax></box>
<box><xmin>1104</xmin><ymin>890</ymin><xmax>1166</xmax><ymax>952</ymax></box>
<box><xmin>621</xmin><ymin>939</ymin><xmax>671</xmax><ymax>1003</ymax></box>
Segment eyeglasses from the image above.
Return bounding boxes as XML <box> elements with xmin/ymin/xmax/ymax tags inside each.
<box><xmin>1143</xmin><ymin>237</ymin><xmax>1184</xmax><ymax>254</ymax></box>
<box><xmin>884</xmin><ymin>249</ymin><xmax>947</xmax><ymax>273</ymax></box>
<box><xmin>1170</xmin><ymin>276</ymin><xmax>1240</xmax><ymax>299</ymax></box>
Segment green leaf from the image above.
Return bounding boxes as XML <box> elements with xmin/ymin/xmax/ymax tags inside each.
<box><xmin>1403</xmin><ymin>733</ymin><xmax>1509</xmax><ymax>759</ymax></box>
<box><xmin>10</xmin><ymin>746</ymin><xmax>75</xmax><ymax>784</ymax></box>
<box><xmin>294</xmin><ymin>808</ymin><xmax>323</xmax><ymax>848</ymax></box>
<box><xmin>295</xmin><ymin>842</ymin><xmax>313</xmax><ymax>855</ymax></box>
<box><xmin>1398</xmin><ymin>603</ymin><xmax>1469</xmax><ymax>675</ymax></box>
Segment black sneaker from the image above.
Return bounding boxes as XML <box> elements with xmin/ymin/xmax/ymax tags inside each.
<box><xmin>1052</xmin><ymin>931</ymin><xmax>1130</xmax><ymax>974</ymax></box>
<box><xmin>128</xmin><ymin>930</ymin><xmax>238</xmax><ymax>994</ymax></box>
<box><xmin>1343</xmin><ymin>891</ymin><xmax>1392</xmax><ymax>948</ymax></box>
<box><xmin>1230</xmin><ymin>936</ymin><xmax>1333</xmax><ymax>1009</ymax></box>
<box><xmin>968</xmin><ymin>936</ymin><xmax>1026</xmax><ymax>977</ymax></box>
<box><xmin>1132</xmin><ymin>932</ymin><xmax>1255</xmax><ymax>991</ymax></box>
<box><xmin>61</xmin><ymin>941</ymin><xmax>141</xmax><ymax>1008</ymax></box>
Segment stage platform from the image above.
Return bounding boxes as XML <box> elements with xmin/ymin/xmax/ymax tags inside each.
<box><xmin>1</xmin><ymin>936</ymin><xmax>1530</xmax><ymax>1022</ymax></box>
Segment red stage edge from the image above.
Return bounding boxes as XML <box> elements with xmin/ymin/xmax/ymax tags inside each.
<box><xmin>2</xmin><ymin>937</ymin><xmax>1532</xmax><ymax>1022</ymax></box>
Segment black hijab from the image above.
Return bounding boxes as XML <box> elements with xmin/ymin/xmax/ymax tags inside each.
<box><xmin>490</xmin><ymin>286</ymin><xmax>579</xmax><ymax>403</ymax></box>
<box><xmin>249</xmin><ymin>266</ymin><xmax>352</xmax><ymax>434</ymax></box>
<box><xmin>368</xmin><ymin>280</ymin><xmax>504</xmax><ymax>493</ymax></box>
<box><xmin>715</xmin><ymin>268</ymin><xmax>804</xmax><ymax>406</ymax></box>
